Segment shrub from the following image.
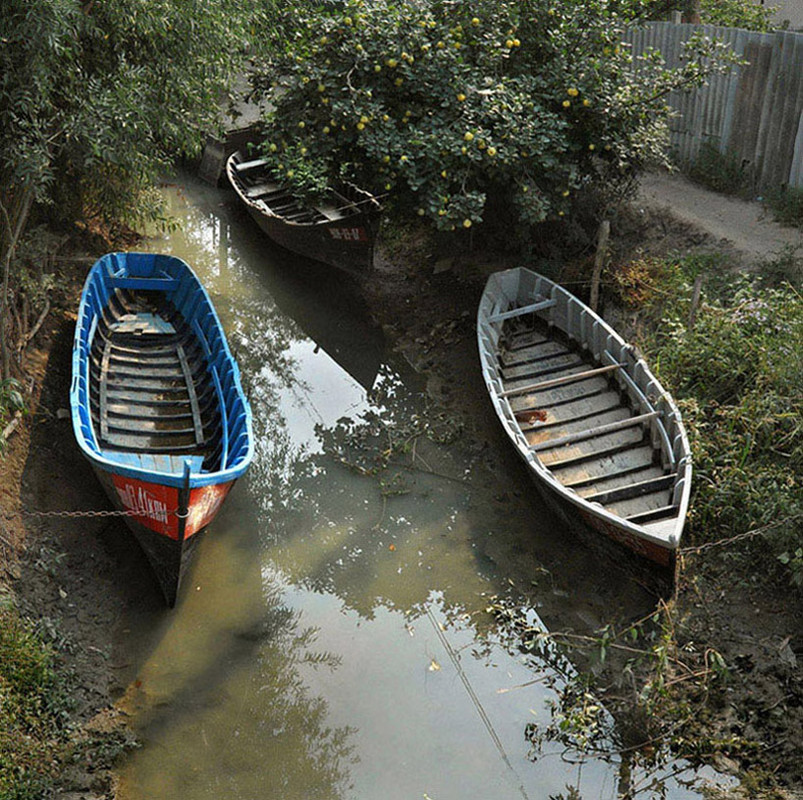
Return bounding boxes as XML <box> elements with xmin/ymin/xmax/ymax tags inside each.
<box><xmin>763</xmin><ymin>186</ymin><xmax>803</xmax><ymax>229</ymax></box>
<box><xmin>640</xmin><ymin>264</ymin><xmax>803</xmax><ymax>586</ymax></box>
<box><xmin>248</xmin><ymin>0</ymin><xmax>738</xmax><ymax>248</ymax></box>
<box><xmin>688</xmin><ymin>142</ymin><xmax>751</xmax><ymax>197</ymax></box>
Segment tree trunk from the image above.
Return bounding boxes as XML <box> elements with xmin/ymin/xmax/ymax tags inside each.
<box><xmin>0</xmin><ymin>185</ymin><xmax>34</xmax><ymax>382</ymax></box>
<box><xmin>684</xmin><ymin>0</ymin><xmax>701</xmax><ymax>23</ymax></box>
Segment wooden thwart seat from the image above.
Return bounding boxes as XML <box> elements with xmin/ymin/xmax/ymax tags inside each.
<box><xmin>502</xmin><ymin>362</ymin><xmax>625</xmax><ymax>398</ymax></box>
<box><xmin>489</xmin><ymin>298</ymin><xmax>556</xmax><ymax>324</ymax></box>
<box><xmin>530</xmin><ymin>411</ymin><xmax>659</xmax><ymax>452</ymax></box>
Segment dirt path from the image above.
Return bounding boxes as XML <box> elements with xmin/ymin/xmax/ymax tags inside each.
<box><xmin>637</xmin><ymin>169</ymin><xmax>802</xmax><ymax>266</ymax></box>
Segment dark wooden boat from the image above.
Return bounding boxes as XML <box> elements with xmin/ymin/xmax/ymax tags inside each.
<box><xmin>70</xmin><ymin>252</ymin><xmax>253</xmax><ymax>606</ymax></box>
<box><xmin>478</xmin><ymin>268</ymin><xmax>691</xmax><ymax>578</ymax></box>
<box><xmin>226</xmin><ymin>150</ymin><xmax>382</xmax><ymax>276</ymax></box>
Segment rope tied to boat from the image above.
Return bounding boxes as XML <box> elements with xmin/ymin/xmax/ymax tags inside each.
<box><xmin>679</xmin><ymin>514</ymin><xmax>802</xmax><ymax>556</ymax></box>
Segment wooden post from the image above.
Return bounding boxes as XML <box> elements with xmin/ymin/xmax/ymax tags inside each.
<box><xmin>589</xmin><ymin>219</ymin><xmax>610</xmax><ymax>313</ymax></box>
<box><xmin>688</xmin><ymin>274</ymin><xmax>704</xmax><ymax>330</ymax></box>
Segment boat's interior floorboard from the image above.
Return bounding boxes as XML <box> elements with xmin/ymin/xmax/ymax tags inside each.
<box><xmin>538</xmin><ymin>428</ymin><xmax>646</xmax><ymax>468</ymax></box>
<box><xmin>503</xmin><ymin>363</ymin><xmax>597</xmax><ymax>394</ymax></box>
<box><xmin>518</xmin><ymin>390</ymin><xmax>624</xmax><ymax>430</ymax></box>
<box><xmin>503</xmin><ymin>329</ymin><xmax>550</xmax><ymax>352</ymax></box>
<box><xmin>525</xmin><ymin>407</ymin><xmax>633</xmax><ymax>447</ymax></box>
<box><xmin>605</xmin><ymin>490</ymin><xmax>673</xmax><ymax>519</ymax></box>
<box><xmin>90</xmin><ymin>289</ymin><xmax>219</xmax><ymax>466</ymax></box>
<box><xmin>502</xmin><ymin>351</ymin><xmax>586</xmax><ymax>382</ymax></box>
<box><xmin>584</xmin><ymin>473</ymin><xmax>676</xmax><ymax>505</ymax></box>
<box><xmin>502</xmin><ymin>339</ymin><xmax>572</xmax><ymax>367</ymax></box>
<box><xmin>573</xmin><ymin>465</ymin><xmax>667</xmax><ymax>498</ymax></box>
<box><xmin>510</xmin><ymin>375</ymin><xmax>612</xmax><ymax>408</ymax></box>
<box><xmin>548</xmin><ymin>445</ymin><xmax>657</xmax><ymax>486</ymax></box>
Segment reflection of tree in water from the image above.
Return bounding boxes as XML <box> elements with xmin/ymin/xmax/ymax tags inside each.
<box><xmin>489</xmin><ymin>600</ymin><xmax>706</xmax><ymax>800</ymax></box>
<box><xmin>257</xmin><ymin>367</ymin><xmax>474</xmax><ymax>621</ymax></box>
<box><xmin>123</xmin><ymin>579</ymin><xmax>356</xmax><ymax>800</ymax></box>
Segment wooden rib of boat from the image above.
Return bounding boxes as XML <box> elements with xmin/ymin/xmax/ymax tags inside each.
<box><xmin>70</xmin><ymin>252</ymin><xmax>254</xmax><ymax>606</ymax></box>
<box><xmin>478</xmin><ymin>267</ymin><xmax>691</xmax><ymax>578</ymax></box>
<box><xmin>226</xmin><ymin>151</ymin><xmax>383</xmax><ymax>277</ymax></box>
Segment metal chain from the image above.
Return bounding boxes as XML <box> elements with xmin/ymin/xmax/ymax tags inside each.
<box><xmin>1</xmin><ymin>507</ymin><xmax>181</xmax><ymax>520</ymax></box>
<box><xmin>679</xmin><ymin>514</ymin><xmax>803</xmax><ymax>556</ymax></box>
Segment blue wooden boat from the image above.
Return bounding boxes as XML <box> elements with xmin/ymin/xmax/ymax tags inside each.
<box><xmin>70</xmin><ymin>252</ymin><xmax>253</xmax><ymax>606</ymax></box>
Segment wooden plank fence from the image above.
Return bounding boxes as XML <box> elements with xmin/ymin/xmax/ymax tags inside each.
<box><xmin>623</xmin><ymin>22</ymin><xmax>803</xmax><ymax>191</ymax></box>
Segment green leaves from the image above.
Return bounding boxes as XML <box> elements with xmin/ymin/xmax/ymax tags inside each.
<box><xmin>248</xmin><ymin>0</ymin><xmax>737</xmax><ymax>243</ymax></box>
<box><xmin>635</xmin><ymin>259</ymin><xmax>803</xmax><ymax>587</ymax></box>
<box><xmin>1</xmin><ymin>0</ymin><xmax>257</xmax><ymax>227</ymax></box>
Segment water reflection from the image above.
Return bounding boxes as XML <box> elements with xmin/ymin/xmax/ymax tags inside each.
<box><xmin>114</xmin><ymin>177</ymin><xmax>728</xmax><ymax>800</ymax></box>
<box><xmin>118</xmin><ymin>524</ymin><xmax>356</xmax><ymax>800</ymax></box>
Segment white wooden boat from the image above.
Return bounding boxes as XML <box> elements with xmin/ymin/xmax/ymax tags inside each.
<box><xmin>478</xmin><ymin>268</ymin><xmax>691</xmax><ymax>575</ymax></box>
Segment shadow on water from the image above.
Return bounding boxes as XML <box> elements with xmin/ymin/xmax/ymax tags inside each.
<box><xmin>110</xmin><ymin>176</ymin><xmax>730</xmax><ymax>800</ymax></box>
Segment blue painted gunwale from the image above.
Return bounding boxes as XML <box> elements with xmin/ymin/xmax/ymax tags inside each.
<box><xmin>70</xmin><ymin>252</ymin><xmax>253</xmax><ymax>488</ymax></box>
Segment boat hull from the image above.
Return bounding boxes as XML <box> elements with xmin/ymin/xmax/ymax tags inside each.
<box><xmin>92</xmin><ymin>466</ymin><xmax>235</xmax><ymax>605</ymax></box>
<box><xmin>71</xmin><ymin>252</ymin><xmax>253</xmax><ymax>607</ymax></box>
<box><xmin>226</xmin><ymin>151</ymin><xmax>382</xmax><ymax>277</ymax></box>
<box><xmin>478</xmin><ymin>267</ymin><xmax>691</xmax><ymax>584</ymax></box>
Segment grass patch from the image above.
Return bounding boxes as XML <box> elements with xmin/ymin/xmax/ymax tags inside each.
<box><xmin>688</xmin><ymin>142</ymin><xmax>751</xmax><ymax>197</ymax></box>
<box><xmin>627</xmin><ymin>253</ymin><xmax>803</xmax><ymax>587</ymax></box>
<box><xmin>0</xmin><ymin>605</ymin><xmax>134</xmax><ymax>800</ymax></box>
<box><xmin>762</xmin><ymin>186</ymin><xmax>803</xmax><ymax>229</ymax></box>
<box><xmin>0</xmin><ymin>606</ymin><xmax>72</xmax><ymax>800</ymax></box>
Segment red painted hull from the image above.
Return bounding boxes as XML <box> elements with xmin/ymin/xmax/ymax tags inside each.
<box><xmin>95</xmin><ymin>468</ymin><xmax>234</xmax><ymax>606</ymax></box>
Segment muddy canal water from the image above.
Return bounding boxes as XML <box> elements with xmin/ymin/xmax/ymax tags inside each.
<box><xmin>113</xmin><ymin>178</ymin><xmax>723</xmax><ymax>800</ymax></box>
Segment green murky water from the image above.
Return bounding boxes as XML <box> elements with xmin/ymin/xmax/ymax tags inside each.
<box><xmin>113</xmin><ymin>177</ymin><xmax>727</xmax><ymax>800</ymax></box>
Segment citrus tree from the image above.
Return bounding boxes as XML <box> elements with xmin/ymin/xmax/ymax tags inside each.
<box><xmin>248</xmin><ymin>0</ymin><xmax>735</xmax><ymax>240</ymax></box>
